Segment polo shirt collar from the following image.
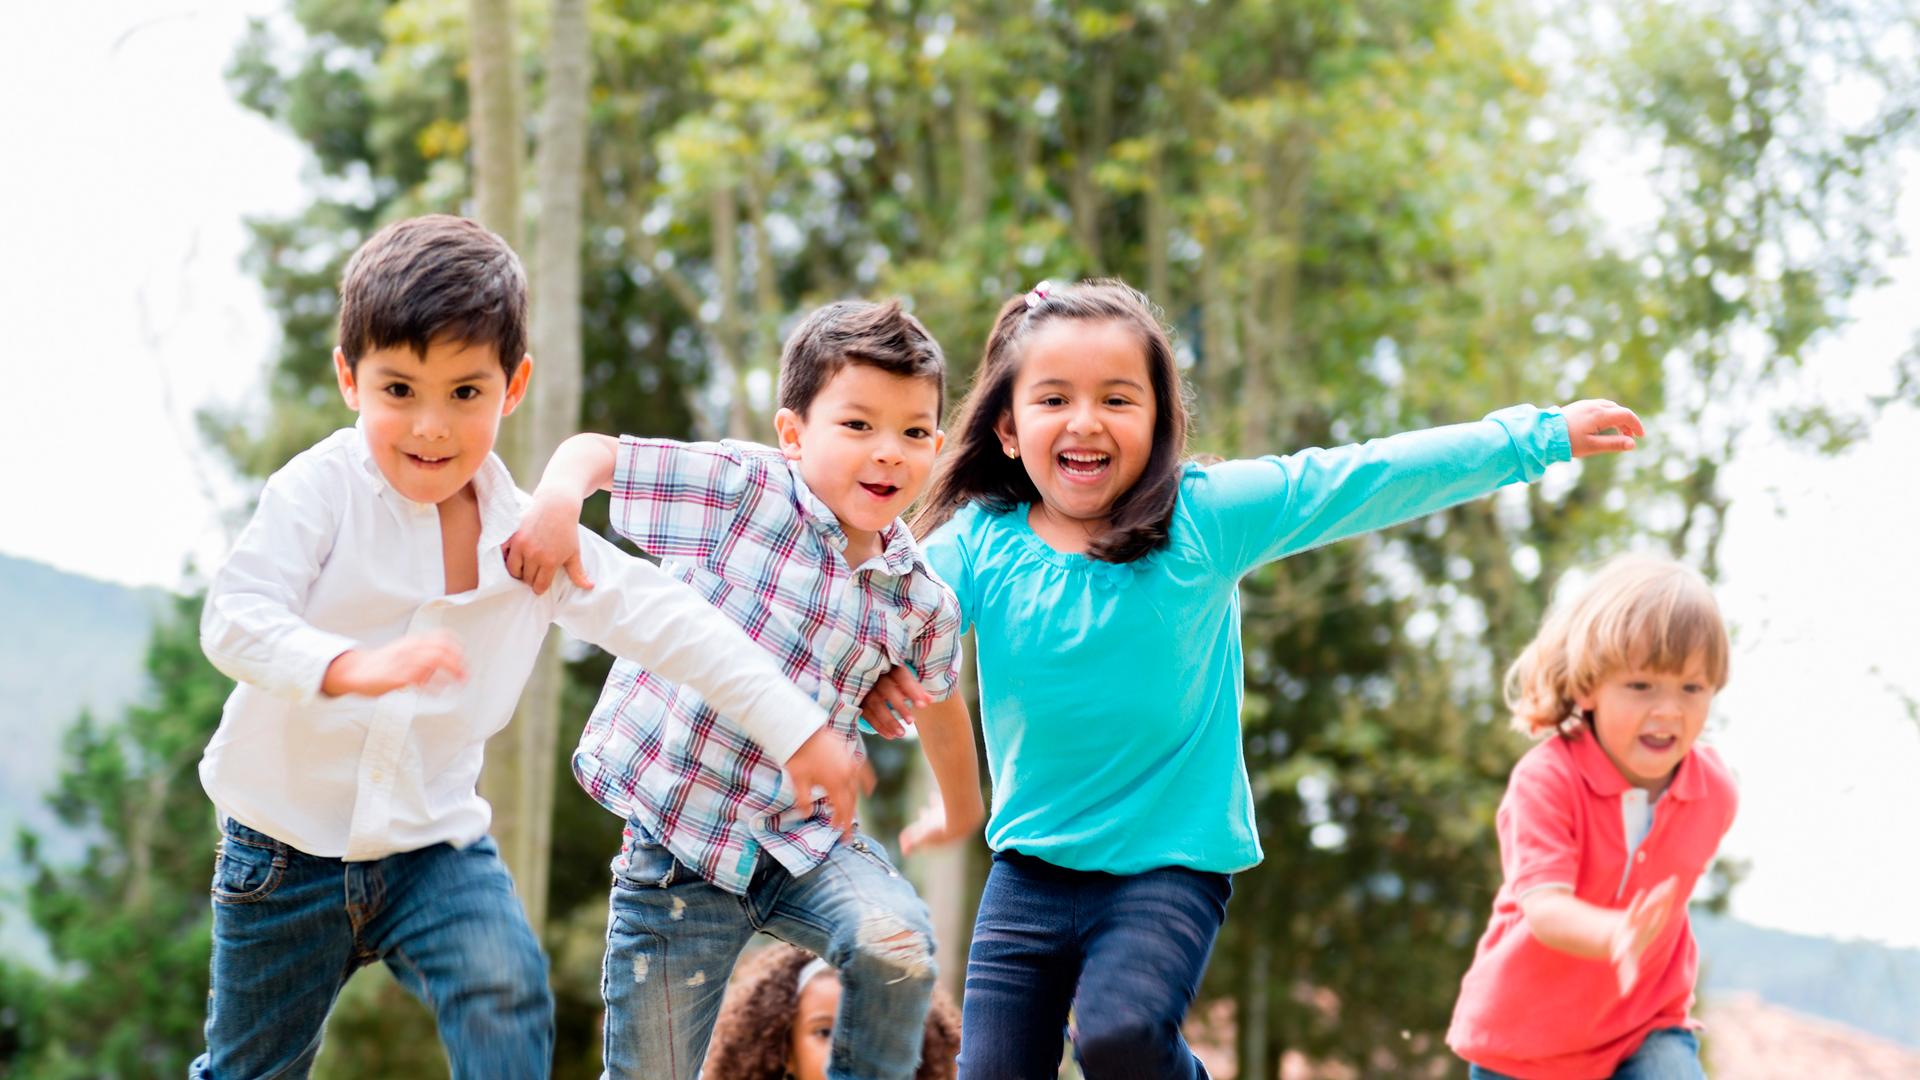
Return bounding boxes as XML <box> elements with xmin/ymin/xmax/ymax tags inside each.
<box><xmin>784</xmin><ymin>458</ymin><xmax>923</xmax><ymax>578</ymax></box>
<box><xmin>1568</xmin><ymin>727</ymin><xmax>1709</xmax><ymax>803</ymax></box>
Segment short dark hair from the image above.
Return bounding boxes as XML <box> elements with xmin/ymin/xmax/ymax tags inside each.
<box><xmin>912</xmin><ymin>279</ymin><xmax>1190</xmax><ymax>564</ymax></box>
<box><xmin>337</xmin><ymin>214</ymin><xmax>528</xmax><ymax>377</ymax></box>
<box><xmin>776</xmin><ymin>299</ymin><xmax>945</xmax><ymax>418</ymax></box>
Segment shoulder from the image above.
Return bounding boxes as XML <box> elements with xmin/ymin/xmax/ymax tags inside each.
<box><xmin>1686</xmin><ymin>743</ymin><xmax>1741</xmax><ymax>813</ymax></box>
<box><xmin>1508</xmin><ymin>736</ymin><xmax>1583</xmax><ymax>798</ymax></box>
<box><xmin>619</xmin><ymin>437</ymin><xmax>794</xmax><ymax>499</ymax></box>
<box><xmin>263</xmin><ymin>428</ymin><xmax>365</xmax><ymax>501</ymax></box>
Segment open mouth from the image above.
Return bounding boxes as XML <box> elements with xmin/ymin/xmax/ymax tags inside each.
<box><xmin>406</xmin><ymin>452</ymin><xmax>455</xmax><ymax>469</ymax></box>
<box><xmin>1638</xmin><ymin>733</ymin><xmax>1677</xmax><ymax>752</ymax></box>
<box><xmin>1057</xmin><ymin>450</ymin><xmax>1111</xmax><ymax>479</ymax></box>
<box><xmin>859</xmin><ymin>482</ymin><xmax>900</xmax><ymax>500</ymax></box>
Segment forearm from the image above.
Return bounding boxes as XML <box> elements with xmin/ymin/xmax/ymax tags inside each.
<box><xmin>537</xmin><ymin>433</ymin><xmax>619</xmax><ymax>499</ymax></box>
<box><xmin>1519</xmin><ymin>889</ymin><xmax>1620</xmax><ymax>960</ymax></box>
<box><xmin>915</xmin><ymin>696</ymin><xmax>984</xmax><ymax>830</ymax></box>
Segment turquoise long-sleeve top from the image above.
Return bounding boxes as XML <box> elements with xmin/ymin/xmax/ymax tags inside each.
<box><xmin>921</xmin><ymin>405</ymin><xmax>1571</xmax><ymax>875</ymax></box>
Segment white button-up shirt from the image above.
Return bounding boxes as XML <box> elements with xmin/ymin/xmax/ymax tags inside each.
<box><xmin>199</xmin><ymin>425</ymin><xmax>826</xmax><ymax>862</ymax></box>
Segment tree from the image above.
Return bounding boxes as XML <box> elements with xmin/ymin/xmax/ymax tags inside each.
<box><xmin>0</xmin><ymin>595</ymin><xmax>231</xmax><ymax>1078</ymax></box>
<box><xmin>218</xmin><ymin>0</ymin><xmax>1914</xmax><ymax>1075</ymax></box>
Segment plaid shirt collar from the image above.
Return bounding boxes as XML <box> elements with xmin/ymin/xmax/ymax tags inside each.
<box><xmin>781</xmin><ymin>456</ymin><xmax>925</xmax><ymax>579</ymax></box>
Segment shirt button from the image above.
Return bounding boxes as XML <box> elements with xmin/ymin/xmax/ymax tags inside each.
<box><xmin>372</xmin><ymin>771</ymin><xmax>384</xmax><ymax>783</ymax></box>
<box><xmin>1636</xmin><ymin>851</ymin><xmax>1646</xmax><ymax>863</ymax></box>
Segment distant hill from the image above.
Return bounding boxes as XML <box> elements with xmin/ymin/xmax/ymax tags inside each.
<box><xmin>1694</xmin><ymin>911</ymin><xmax>1920</xmax><ymax>1048</ymax></box>
<box><xmin>0</xmin><ymin>552</ymin><xmax>165</xmax><ymax>966</ymax></box>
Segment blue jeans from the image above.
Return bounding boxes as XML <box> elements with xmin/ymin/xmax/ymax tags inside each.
<box><xmin>1468</xmin><ymin>1028</ymin><xmax>1704</xmax><ymax>1080</ymax></box>
<box><xmin>958</xmin><ymin>851</ymin><xmax>1231</xmax><ymax>1080</ymax></box>
<box><xmin>601</xmin><ymin>823</ymin><xmax>936</xmax><ymax>1080</ymax></box>
<box><xmin>189</xmin><ymin>819</ymin><xmax>552</xmax><ymax>1080</ymax></box>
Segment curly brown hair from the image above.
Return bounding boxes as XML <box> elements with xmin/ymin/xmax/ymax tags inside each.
<box><xmin>702</xmin><ymin>943</ymin><xmax>961</xmax><ymax>1080</ymax></box>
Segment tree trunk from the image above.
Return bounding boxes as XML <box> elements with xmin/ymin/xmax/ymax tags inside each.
<box><xmin>712</xmin><ymin>182</ymin><xmax>756</xmax><ymax>439</ymax></box>
<box><xmin>468</xmin><ymin>0</ymin><xmax>524</xmax><ymax>252</ymax></box>
<box><xmin>1146</xmin><ymin>136</ymin><xmax>1170</xmax><ymax>309</ymax></box>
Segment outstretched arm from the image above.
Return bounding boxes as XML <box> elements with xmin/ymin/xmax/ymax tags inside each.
<box><xmin>1195</xmin><ymin>400</ymin><xmax>1643</xmax><ymax>578</ymax></box>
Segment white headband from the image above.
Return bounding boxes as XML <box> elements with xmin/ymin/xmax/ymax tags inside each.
<box><xmin>795</xmin><ymin>956</ymin><xmax>835</xmax><ymax>995</ymax></box>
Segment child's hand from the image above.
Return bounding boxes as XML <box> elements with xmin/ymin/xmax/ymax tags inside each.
<box><xmin>899</xmin><ymin>797</ymin><xmax>982</xmax><ymax>856</ymax></box>
<box><xmin>322</xmin><ymin>631</ymin><xmax>468</xmax><ymax>697</ymax></box>
<box><xmin>1562</xmin><ymin>399</ymin><xmax>1645</xmax><ymax>457</ymax></box>
<box><xmin>503</xmin><ymin>490</ymin><xmax>593</xmax><ymax>596</ymax></box>
<box><xmin>784</xmin><ymin>726</ymin><xmax>876</xmax><ymax>842</ymax></box>
<box><xmin>1609</xmin><ymin>876</ymin><xmax>1678</xmax><ymax>994</ymax></box>
<box><xmin>860</xmin><ymin>666</ymin><xmax>933</xmax><ymax>740</ymax></box>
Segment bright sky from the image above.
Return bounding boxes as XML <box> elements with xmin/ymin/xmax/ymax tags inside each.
<box><xmin>3</xmin><ymin>4</ymin><xmax>1918</xmax><ymax>950</ymax></box>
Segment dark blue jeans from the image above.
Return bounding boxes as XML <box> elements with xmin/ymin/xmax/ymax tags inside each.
<box><xmin>1468</xmin><ymin>1028</ymin><xmax>1704</xmax><ymax>1080</ymax></box>
<box><xmin>958</xmin><ymin>851</ymin><xmax>1231</xmax><ymax>1080</ymax></box>
<box><xmin>188</xmin><ymin>819</ymin><xmax>552</xmax><ymax>1080</ymax></box>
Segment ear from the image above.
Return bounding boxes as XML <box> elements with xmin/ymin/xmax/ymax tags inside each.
<box><xmin>991</xmin><ymin>410</ymin><xmax>1018</xmax><ymax>458</ymax></box>
<box><xmin>501</xmin><ymin>355</ymin><xmax>533</xmax><ymax>417</ymax></box>
<box><xmin>1572</xmin><ymin>687</ymin><xmax>1598</xmax><ymax>714</ymax></box>
<box><xmin>334</xmin><ymin>348</ymin><xmax>360</xmax><ymax>410</ymax></box>
<box><xmin>932</xmin><ymin>429</ymin><xmax>945</xmax><ymax>456</ymax></box>
<box><xmin>774</xmin><ymin>407</ymin><xmax>805</xmax><ymax>461</ymax></box>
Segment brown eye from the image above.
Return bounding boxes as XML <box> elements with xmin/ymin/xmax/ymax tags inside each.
<box><xmin>384</xmin><ymin>383</ymin><xmax>412</xmax><ymax>399</ymax></box>
<box><xmin>453</xmin><ymin>385</ymin><xmax>482</xmax><ymax>401</ymax></box>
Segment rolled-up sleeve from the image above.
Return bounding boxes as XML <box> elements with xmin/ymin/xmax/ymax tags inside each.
<box><xmin>555</xmin><ymin>528</ymin><xmax>828</xmax><ymax>763</ymax></box>
<box><xmin>199</xmin><ymin>465</ymin><xmax>359</xmax><ymax>702</ymax></box>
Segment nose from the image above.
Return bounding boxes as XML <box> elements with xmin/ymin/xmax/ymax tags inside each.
<box><xmin>1067</xmin><ymin>400</ymin><xmax>1104</xmax><ymax>436</ymax></box>
<box><xmin>872</xmin><ymin>432</ymin><xmax>905</xmax><ymax>466</ymax></box>
<box><xmin>414</xmin><ymin>402</ymin><xmax>451</xmax><ymax>442</ymax></box>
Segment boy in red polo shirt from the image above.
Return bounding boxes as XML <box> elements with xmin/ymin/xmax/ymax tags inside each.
<box><xmin>1448</xmin><ymin>555</ymin><xmax>1738</xmax><ymax>1080</ymax></box>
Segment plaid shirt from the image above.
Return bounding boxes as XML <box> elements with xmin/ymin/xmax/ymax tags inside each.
<box><xmin>574</xmin><ymin>437</ymin><xmax>963</xmax><ymax>894</ymax></box>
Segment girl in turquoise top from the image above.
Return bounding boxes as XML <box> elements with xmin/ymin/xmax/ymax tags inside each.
<box><xmin>864</xmin><ymin>280</ymin><xmax>1642</xmax><ymax>1080</ymax></box>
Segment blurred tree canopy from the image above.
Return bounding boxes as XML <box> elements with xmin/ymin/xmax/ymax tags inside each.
<box><xmin>3</xmin><ymin>0</ymin><xmax>1902</xmax><ymax>1078</ymax></box>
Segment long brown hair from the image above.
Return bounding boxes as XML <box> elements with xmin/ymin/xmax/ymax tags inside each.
<box><xmin>911</xmin><ymin>279</ymin><xmax>1190</xmax><ymax>563</ymax></box>
<box><xmin>701</xmin><ymin>944</ymin><xmax>961</xmax><ymax>1080</ymax></box>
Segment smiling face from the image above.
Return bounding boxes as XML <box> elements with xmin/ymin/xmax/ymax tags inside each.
<box><xmin>334</xmin><ymin>337</ymin><xmax>530</xmax><ymax>505</ymax></box>
<box><xmin>1576</xmin><ymin>657</ymin><xmax>1715</xmax><ymax>795</ymax></box>
<box><xmin>786</xmin><ymin>970</ymin><xmax>840</xmax><ymax>1080</ymax></box>
<box><xmin>775</xmin><ymin>363</ymin><xmax>944</xmax><ymax>562</ymax></box>
<box><xmin>993</xmin><ymin>319</ymin><xmax>1157</xmax><ymax>543</ymax></box>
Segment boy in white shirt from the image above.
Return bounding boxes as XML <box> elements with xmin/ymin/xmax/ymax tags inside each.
<box><xmin>191</xmin><ymin>215</ymin><xmax>861</xmax><ymax>1080</ymax></box>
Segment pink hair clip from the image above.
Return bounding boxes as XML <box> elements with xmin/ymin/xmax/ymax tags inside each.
<box><xmin>1025</xmin><ymin>280</ymin><xmax>1052</xmax><ymax>308</ymax></box>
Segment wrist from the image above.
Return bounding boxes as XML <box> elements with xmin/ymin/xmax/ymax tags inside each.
<box><xmin>320</xmin><ymin>649</ymin><xmax>363</xmax><ymax>697</ymax></box>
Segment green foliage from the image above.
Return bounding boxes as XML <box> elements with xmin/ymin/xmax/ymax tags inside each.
<box><xmin>0</xmin><ymin>595</ymin><xmax>231</xmax><ymax>1078</ymax></box>
<box><xmin>217</xmin><ymin>0</ymin><xmax>1914</xmax><ymax>1075</ymax></box>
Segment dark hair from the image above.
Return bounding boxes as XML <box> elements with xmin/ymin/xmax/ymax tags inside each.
<box><xmin>337</xmin><ymin>214</ymin><xmax>528</xmax><ymax>377</ymax></box>
<box><xmin>701</xmin><ymin>944</ymin><xmax>961</xmax><ymax>1080</ymax></box>
<box><xmin>777</xmin><ymin>299</ymin><xmax>945</xmax><ymax>418</ymax></box>
<box><xmin>911</xmin><ymin>279</ymin><xmax>1189</xmax><ymax>563</ymax></box>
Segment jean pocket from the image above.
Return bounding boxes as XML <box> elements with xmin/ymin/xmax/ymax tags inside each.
<box><xmin>846</xmin><ymin>836</ymin><xmax>899</xmax><ymax>878</ymax></box>
<box><xmin>611</xmin><ymin>824</ymin><xmax>679</xmax><ymax>890</ymax></box>
<box><xmin>211</xmin><ymin>828</ymin><xmax>286</xmax><ymax>904</ymax></box>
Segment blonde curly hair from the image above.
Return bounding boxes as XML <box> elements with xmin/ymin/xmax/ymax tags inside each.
<box><xmin>1505</xmin><ymin>554</ymin><xmax>1729</xmax><ymax>738</ymax></box>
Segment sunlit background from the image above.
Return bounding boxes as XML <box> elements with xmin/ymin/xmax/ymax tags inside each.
<box><xmin>5</xmin><ymin>1</ymin><xmax>1920</xmax><ymax>1077</ymax></box>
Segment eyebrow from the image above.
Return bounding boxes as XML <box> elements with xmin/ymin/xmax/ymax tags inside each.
<box><xmin>366</xmin><ymin>364</ymin><xmax>497</xmax><ymax>384</ymax></box>
<box><xmin>1030</xmin><ymin>377</ymin><xmax>1148</xmax><ymax>391</ymax></box>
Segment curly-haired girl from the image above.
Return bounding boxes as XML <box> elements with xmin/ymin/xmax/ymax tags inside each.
<box><xmin>704</xmin><ymin>943</ymin><xmax>961</xmax><ymax>1080</ymax></box>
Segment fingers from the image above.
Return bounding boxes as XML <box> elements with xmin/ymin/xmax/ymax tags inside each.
<box><xmin>892</xmin><ymin>667</ymin><xmax>933</xmax><ymax>708</ymax></box>
<box><xmin>563</xmin><ymin>555</ymin><xmax>595</xmax><ymax>591</ymax></box>
<box><xmin>503</xmin><ymin>538</ymin><xmax>525</xmax><ymax>581</ymax></box>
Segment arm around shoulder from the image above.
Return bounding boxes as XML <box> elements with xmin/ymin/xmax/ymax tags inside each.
<box><xmin>553</xmin><ymin>528</ymin><xmax>827</xmax><ymax>762</ymax></box>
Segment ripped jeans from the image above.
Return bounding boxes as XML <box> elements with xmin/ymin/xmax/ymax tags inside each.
<box><xmin>600</xmin><ymin>820</ymin><xmax>936</xmax><ymax>1080</ymax></box>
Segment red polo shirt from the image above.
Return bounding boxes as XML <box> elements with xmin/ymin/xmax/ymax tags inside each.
<box><xmin>1447</xmin><ymin>732</ymin><xmax>1738</xmax><ymax>1080</ymax></box>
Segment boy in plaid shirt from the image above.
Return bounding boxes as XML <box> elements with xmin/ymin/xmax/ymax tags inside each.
<box><xmin>506</xmin><ymin>300</ymin><xmax>980</xmax><ymax>1080</ymax></box>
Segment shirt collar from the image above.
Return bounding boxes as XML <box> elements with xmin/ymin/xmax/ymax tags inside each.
<box><xmin>783</xmin><ymin>457</ymin><xmax>924</xmax><ymax>578</ymax></box>
<box><xmin>1568</xmin><ymin>726</ymin><xmax>1709</xmax><ymax>803</ymax></box>
<box><xmin>347</xmin><ymin>421</ymin><xmax>526</xmax><ymax>548</ymax></box>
